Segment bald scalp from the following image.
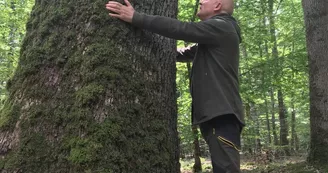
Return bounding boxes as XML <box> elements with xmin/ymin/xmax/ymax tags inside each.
<box><xmin>219</xmin><ymin>0</ymin><xmax>234</xmax><ymax>15</ymax></box>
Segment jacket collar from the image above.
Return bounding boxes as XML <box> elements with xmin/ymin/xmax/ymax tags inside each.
<box><xmin>211</xmin><ymin>13</ymin><xmax>231</xmax><ymax>19</ymax></box>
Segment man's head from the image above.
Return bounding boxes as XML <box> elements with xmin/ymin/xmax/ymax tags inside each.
<box><xmin>196</xmin><ymin>0</ymin><xmax>234</xmax><ymax>21</ymax></box>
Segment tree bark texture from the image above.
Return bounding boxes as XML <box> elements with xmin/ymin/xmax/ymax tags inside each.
<box><xmin>302</xmin><ymin>0</ymin><xmax>328</xmax><ymax>165</ymax></box>
<box><xmin>244</xmin><ymin>102</ymin><xmax>253</xmax><ymax>154</ymax></box>
<box><xmin>186</xmin><ymin>63</ymin><xmax>202</xmax><ymax>173</ymax></box>
<box><xmin>277</xmin><ymin>90</ymin><xmax>290</xmax><ymax>155</ymax></box>
<box><xmin>192</xmin><ymin>126</ymin><xmax>202</xmax><ymax>173</ymax></box>
<box><xmin>184</xmin><ymin>61</ymin><xmax>202</xmax><ymax>172</ymax></box>
<box><xmin>0</xmin><ymin>0</ymin><xmax>180</xmax><ymax>172</ymax></box>
<box><xmin>269</xmin><ymin>0</ymin><xmax>289</xmax><ymax>152</ymax></box>
<box><xmin>291</xmin><ymin>104</ymin><xmax>296</xmax><ymax>152</ymax></box>
<box><xmin>268</xmin><ymin>0</ymin><xmax>280</xmax><ymax>147</ymax></box>
<box><xmin>265</xmin><ymin>97</ymin><xmax>272</xmax><ymax>145</ymax></box>
<box><xmin>270</xmin><ymin>88</ymin><xmax>278</xmax><ymax>145</ymax></box>
<box><xmin>253</xmin><ymin>106</ymin><xmax>261</xmax><ymax>152</ymax></box>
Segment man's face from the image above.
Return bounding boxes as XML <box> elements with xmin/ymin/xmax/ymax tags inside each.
<box><xmin>197</xmin><ymin>0</ymin><xmax>222</xmax><ymax>21</ymax></box>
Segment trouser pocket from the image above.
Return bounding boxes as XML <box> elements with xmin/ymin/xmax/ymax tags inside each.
<box><xmin>199</xmin><ymin>115</ymin><xmax>242</xmax><ymax>173</ymax></box>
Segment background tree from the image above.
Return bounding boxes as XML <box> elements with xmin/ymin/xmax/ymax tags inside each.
<box><xmin>234</xmin><ymin>0</ymin><xmax>308</xmax><ymax>158</ymax></box>
<box><xmin>302</xmin><ymin>0</ymin><xmax>328</xmax><ymax>166</ymax></box>
<box><xmin>0</xmin><ymin>0</ymin><xmax>179</xmax><ymax>172</ymax></box>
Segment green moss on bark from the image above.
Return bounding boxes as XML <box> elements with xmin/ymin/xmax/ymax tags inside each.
<box><xmin>0</xmin><ymin>0</ymin><xmax>179</xmax><ymax>172</ymax></box>
<box><xmin>0</xmin><ymin>101</ymin><xmax>20</xmax><ymax>130</ymax></box>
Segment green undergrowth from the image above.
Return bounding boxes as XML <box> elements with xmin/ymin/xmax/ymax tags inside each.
<box><xmin>180</xmin><ymin>157</ymin><xmax>212</xmax><ymax>173</ymax></box>
<box><xmin>242</xmin><ymin>161</ymin><xmax>328</xmax><ymax>173</ymax></box>
<box><xmin>181</xmin><ymin>157</ymin><xmax>328</xmax><ymax>173</ymax></box>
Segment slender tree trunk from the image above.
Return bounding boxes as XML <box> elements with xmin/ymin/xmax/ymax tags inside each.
<box><xmin>0</xmin><ymin>0</ymin><xmax>180</xmax><ymax>172</ymax></box>
<box><xmin>255</xmin><ymin>116</ymin><xmax>262</xmax><ymax>152</ymax></box>
<box><xmin>7</xmin><ymin>1</ymin><xmax>16</xmax><ymax>68</ymax></box>
<box><xmin>258</xmin><ymin>15</ymin><xmax>271</xmax><ymax>147</ymax></box>
<box><xmin>295</xmin><ymin>132</ymin><xmax>299</xmax><ymax>152</ymax></box>
<box><xmin>265</xmin><ymin>97</ymin><xmax>272</xmax><ymax>145</ymax></box>
<box><xmin>291</xmin><ymin>103</ymin><xmax>296</xmax><ymax>152</ymax></box>
<box><xmin>5</xmin><ymin>1</ymin><xmax>18</xmax><ymax>81</ymax></box>
<box><xmin>268</xmin><ymin>0</ymin><xmax>278</xmax><ymax>71</ymax></box>
<box><xmin>250</xmin><ymin>104</ymin><xmax>261</xmax><ymax>153</ymax></box>
<box><xmin>270</xmin><ymin>89</ymin><xmax>279</xmax><ymax>145</ymax></box>
<box><xmin>268</xmin><ymin>0</ymin><xmax>290</xmax><ymax>156</ymax></box>
<box><xmin>277</xmin><ymin>90</ymin><xmax>290</xmax><ymax>156</ymax></box>
<box><xmin>187</xmin><ymin>62</ymin><xmax>202</xmax><ymax>173</ymax></box>
<box><xmin>245</xmin><ymin>102</ymin><xmax>253</xmax><ymax>155</ymax></box>
<box><xmin>268</xmin><ymin>0</ymin><xmax>280</xmax><ymax>148</ymax></box>
<box><xmin>290</xmin><ymin>27</ymin><xmax>297</xmax><ymax>154</ymax></box>
<box><xmin>192</xmin><ymin>126</ymin><xmax>202</xmax><ymax>173</ymax></box>
<box><xmin>302</xmin><ymin>0</ymin><xmax>328</xmax><ymax>165</ymax></box>
<box><xmin>261</xmin><ymin>10</ymin><xmax>272</xmax><ymax>146</ymax></box>
<box><xmin>186</xmin><ymin>1</ymin><xmax>202</xmax><ymax>171</ymax></box>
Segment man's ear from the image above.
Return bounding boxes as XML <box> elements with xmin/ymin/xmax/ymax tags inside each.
<box><xmin>214</xmin><ymin>1</ymin><xmax>222</xmax><ymax>12</ymax></box>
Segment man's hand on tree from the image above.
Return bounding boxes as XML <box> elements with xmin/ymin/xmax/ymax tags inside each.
<box><xmin>106</xmin><ymin>0</ymin><xmax>135</xmax><ymax>23</ymax></box>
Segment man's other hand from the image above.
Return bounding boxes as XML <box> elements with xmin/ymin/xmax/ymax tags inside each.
<box><xmin>105</xmin><ymin>0</ymin><xmax>135</xmax><ymax>23</ymax></box>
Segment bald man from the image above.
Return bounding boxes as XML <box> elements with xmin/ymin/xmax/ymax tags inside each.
<box><xmin>106</xmin><ymin>0</ymin><xmax>245</xmax><ymax>172</ymax></box>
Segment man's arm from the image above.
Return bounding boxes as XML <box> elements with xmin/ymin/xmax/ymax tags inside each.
<box><xmin>177</xmin><ymin>45</ymin><xmax>198</xmax><ymax>62</ymax></box>
<box><xmin>132</xmin><ymin>12</ymin><xmax>231</xmax><ymax>44</ymax></box>
<box><xmin>105</xmin><ymin>0</ymin><xmax>234</xmax><ymax>44</ymax></box>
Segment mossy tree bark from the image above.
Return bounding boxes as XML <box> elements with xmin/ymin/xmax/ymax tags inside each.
<box><xmin>0</xmin><ymin>0</ymin><xmax>180</xmax><ymax>172</ymax></box>
<box><xmin>302</xmin><ymin>0</ymin><xmax>328</xmax><ymax>165</ymax></box>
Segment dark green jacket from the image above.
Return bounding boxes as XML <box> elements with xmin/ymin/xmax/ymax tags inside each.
<box><xmin>132</xmin><ymin>12</ymin><xmax>244</xmax><ymax>126</ymax></box>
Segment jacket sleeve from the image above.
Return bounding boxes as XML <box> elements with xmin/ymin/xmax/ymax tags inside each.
<box><xmin>132</xmin><ymin>12</ymin><xmax>233</xmax><ymax>44</ymax></box>
<box><xmin>176</xmin><ymin>45</ymin><xmax>198</xmax><ymax>62</ymax></box>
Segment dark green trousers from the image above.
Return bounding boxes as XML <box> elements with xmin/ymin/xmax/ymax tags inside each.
<box><xmin>199</xmin><ymin>115</ymin><xmax>242</xmax><ymax>173</ymax></box>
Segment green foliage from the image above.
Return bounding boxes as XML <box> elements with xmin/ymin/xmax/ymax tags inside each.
<box><xmin>242</xmin><ymin>161</ymin><xmax>327</xmax><ymax>173</ymax></box>
<box><xmin>180</xmin><ymin>158</ymin><xmax>212</xmax><ymax>173</ymax></box>
<box><xmin>0</xmin><ymin>0</ymin><xmax>34</xmax><ymax>103</ymax></box>
<box><xmin>234</xmin><ymin>0</ymin><xmax>309</xmax><ymax>152</ymax></box>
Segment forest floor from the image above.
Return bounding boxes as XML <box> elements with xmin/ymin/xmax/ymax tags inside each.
<box><xmin>180</xmin><ymin>156</ymin><xmax>328</xmax><ymax>173</ymax></box>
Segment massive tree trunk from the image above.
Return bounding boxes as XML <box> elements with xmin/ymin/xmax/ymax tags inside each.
<box><xmin>302</xmin><ymin>0</ymin><xmax>328</xmax><ymax>165</ymax></box>
<box><xmin>0</xmin><ymin>0</ymin><xmax>180</xmax><ymax>172</ymax></box>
